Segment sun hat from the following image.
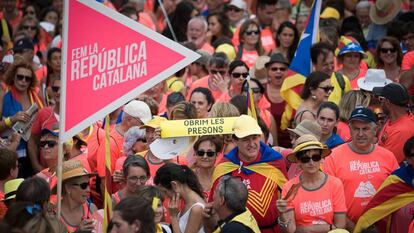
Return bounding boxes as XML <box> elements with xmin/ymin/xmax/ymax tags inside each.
<box><xmin>265</xmin><ymin>53</ymin><xmax>289</xmax><ymax>67</ymax></box>
<box><xmin>286</xmin><ymin>134</ymin><xmax>331</xmax><ymax>163</ymax></box>
<box><xmin>338</xmin><ymin>42</ymin><xmax>367</xmax><ymax>58</ymax></box>
<box><xmin>369</xmin><ymin>0</ymin><xmax>402</xmax><ymax>25</ymax></box>
<box><xmin>348</xmin><ymin>107</ymin><xmax>377</xmax><ymax>123</ymax></box>
<box><xmin>1</xmin><ymin>178</ymin><xmax>24</xmax><ymax>201</ymax></box>
<box><xmin>320</xmin><ymin>7</ymin><xmax>340</xmax><ymax>20</ymax></box>
<box><xmin>123</xmin><ymin>100</ymin><xmax>152</xmax><ymax>124</ymax></box>
<box><xmin>372</xmin><ymin>83</ymin><xmax>410</xmax><ymax>107</ymax></box>
<box><xmin>287</xmin><ymin>119</ymin><xmax>322</xmax><ymax>141</ymax></box>
<box><xmin>149</xmin><ymin>137</ymin><xmax>190</xmax><ymax>160</ymax></box>
<box><xmin>139</xmin><ymin>116</ymin><xmax>167</xmax><ymax>129</ymax></box>
<box><xmin>52</xmin><ymin>160</ymin><xmax>95</xmax><ymax>193</ymax></box>
<box><xmin>232</xmin><ymin>115</ymin><xmax>262</xmax><ymax>138</ymax></box>
<box><xmin>357</xmin><ymin>69</ymin><xmax>392</xmax><ymax>91</ymax></box>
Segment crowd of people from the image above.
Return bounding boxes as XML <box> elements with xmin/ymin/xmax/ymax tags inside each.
<box><xmin>0</xmin><ymin>0</ymin><xmax>414</xmax><ymax>232</ymax></box>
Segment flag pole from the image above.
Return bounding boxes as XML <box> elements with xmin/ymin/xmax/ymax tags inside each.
<box><xmin>156</xmin><ymin>0</ymin><xmax>177</xmax><ymax>42</ymax></box>
<box><xmin>103</xmin><ymin>115</ymin><xmax>113</xmax><ymax>232</ymax></box>
<box><xmin>56</xmin><ymin>142</ymin><xmax>63</xmax><ymax>217</ymax></box>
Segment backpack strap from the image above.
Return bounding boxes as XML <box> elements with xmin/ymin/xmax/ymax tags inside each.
<box><xmin>236</xmin><ymin>44</ymin><xmax>243</xmax><ymax>60</ymax></box>
<box><xmin>335</xmin><ymin>72</ymin><xmax>345</xmax><ymax>97</ymax></box>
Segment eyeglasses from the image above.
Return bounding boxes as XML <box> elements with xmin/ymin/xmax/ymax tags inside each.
<box><xmin>210</xmin><ymin>69</ymin><xmax>227</xmax><ymax>76</ymax></box>
<box><xmin>318</xmin><ymin>86</ymin><xmax>334</xmax><ymax>93</ymax></box>
<box><xmin>40</xmin><ymin>140</ymin><xmax>58</xmax><ymax>148</ymax></box>
<box><xmin>16</xmin><ymin>74</ymin><xmax>32</xmax><ymax>82</ymax></box>
<box><xmin>51</xmin><ymin>86</ymin><xmax>60</xmax><ymax>92</ymax></box>
<box><xmin>231</xmin><ymin>72</ymin><xmax>249</xmax><ymax>78</ymax></box>
<box><xmin>270</xmin><ymin>67</ymin><xmax>287</xmax><ymax>72</ymax></box>
<box><xmin>196</xmin><ymin>150</ymin><xmax>216</xmax><ymax>157</ymax></box>
<box><xmin>22</xmin><ymin>25</ymin><xmax>37</xmax><ymax>30</ymax></box>
<box><xmin>245</xmin><ymin>30</ymin><xmax>259</xmax><ymax>36</ymax></box>
<box><xmin>299</xmin><ymin>153</ymin><xmax>322</xmax><ymax>163</ymax></box>
<box><xmin>71</xmin><ymin>182</ymin><xmax>89</xmax><ymax>190</ymax></box>
<box><xmin>227</xmin><ymin>6</ymin><xmax>242</xmax><ymax>12</ymax></box>
<box><xmin>127</xmin><ymin>175</ymin><xmax>148</xmax><ymax>183</ymax></box>
<box><xmin>380</xmin><ymin>48</ymin><xmax>396</xmax><ymax>53</ymax></box>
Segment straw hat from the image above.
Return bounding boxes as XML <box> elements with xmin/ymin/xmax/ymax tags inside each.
<box><xmin>286</xmin><ymin>134</ymin><xmax>331</xmax><ymax>163</ymax></box>
<box><xmin>369</xmin><ymin>0</ymin><xmax>401</xmax><ymax>25</ymax></box>
<box><xmin>287</xmin><ymin>119</ymin><xmax>322</xmax><ymax>141</ymax></box>
<box><xmin>52</xmin><ymin>160</ymin><xmax>95</xmax><ymax>193</ymax></box>
<box><xmin>1</xmin><ymin>178</ymin><xmax>24</xmax><ymax>201</ymax></box>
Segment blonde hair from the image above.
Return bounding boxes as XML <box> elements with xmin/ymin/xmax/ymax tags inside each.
<box><xmin>208</xmin><ymin>102</ymin><xmax>240</xmax><ymax>118</ymax></box>
<box><xmin>338</xmin><ymin>90</ymin><xmax>370</xmax><ymax>122</ymax></box>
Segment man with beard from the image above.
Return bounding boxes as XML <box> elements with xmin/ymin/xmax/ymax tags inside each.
<box><xmin>323</xmin><ymin>107</ymin><xmax>399</xmax><ymax>231</ymax></box>
<box><xmin>373</xmin><ymin>83</ymin><xmax>414</xmax><ymax>164</ymax></box>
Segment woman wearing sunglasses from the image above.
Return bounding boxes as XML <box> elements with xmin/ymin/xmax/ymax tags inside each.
<box><xmin>227</xmin><ymin>60</ymin><xmax>250</xmax><ymax>99</ymax></box>
<box><xmin>1</xmin><ymin>59</ymin><xmax>44</xmax><ymax>178</ymax></box>
<box><xmin>236</xmin><ymin>20</ymin><xmax>264</xmax><ymax>68</ymax></box>
<box><xmin>192</xmin><ymin>135</ymin><xmax>223</xmax><ymax>198</ymax></box>
<box><xmin>294</xmin><ymin>71</ymin><xmax>333</xmax><ymax>127</ymax></box>
<box><xmin>375</xmin><ymin>36</ymin><xmax>402</xmax><ymax>82</ymax></box>
<box><xmin>58</xmin><ymin>160</ymin><xmax>97</xmax><ymax>233</ymax></box>
<box><xmin>276</xmin><ymin>134</ymin><xmax>347</xmax><ymax>232</ymax></box>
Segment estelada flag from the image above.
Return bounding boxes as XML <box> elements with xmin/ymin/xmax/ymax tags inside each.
<box><xmin>279</xmin><ymin>0</ymin><xmax>322</xmax><ymax>130</ymax></box>
<box><xmin>353</xmin><ymin>164</ymin><xmax>414</xmax><ymax>233</ymax></box>
<box><xmin>245</xmin><ymin>75</ymin><xmax>257</xmax><ymax>120</ymax></box>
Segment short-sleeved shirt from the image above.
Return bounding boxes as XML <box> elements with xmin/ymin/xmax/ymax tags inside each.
<box><xmin>401</xmin><ymin>51</ymin><xmax>414</xmax><ymax>94</ymax></box>
<box><xmin>282</xmin><ymin>174</ymin><xmax>347</xmax><ymax>226</ymax></box>
<box><xmin>378</xmin><ymin>114</ymin><xmax>414</xmax><ymax>163</ymax></box>
<box><xmin>322</xmin><ymin>143</ymin><xmax>399</xmax><ymax>222</ymax></box>
<box><xmin>336</xmin><ymin>121</ymin><xmax>351</xmax><ymax>142</ymax></box>
<box><xmin>324</xmin><ymin>133</ymin><xmax>345</xmax><ymax>149</ymax></box>
<box><xmin>96</xmin><ymin>127</ymin><xmax>124</xmax><ymax>177</ymax></box>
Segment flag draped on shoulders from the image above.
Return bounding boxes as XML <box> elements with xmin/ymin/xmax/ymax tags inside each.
<box><xmin>354</xmin><ymin>164</ymin><xmax>414</xmax><ymax>233</ymax></box>
<box><xmin>279</xmin><ymin>0</ymin><xmax>322</xmax><ymax>130</ymax></box>
<box><xmin>212</xmin><ymin>141</ymin><xmax>287</xmax><ymax>187</ymax></box>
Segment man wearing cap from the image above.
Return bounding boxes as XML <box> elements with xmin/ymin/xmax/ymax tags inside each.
<box><xmin>311</xmin><ymin>42</ymin><xmax>351</xmax><ymax>105</ymax></box>
<box><xmin>210</xmin><ymin>115</ymin><xmax>287</xmax><ymax>233</ymax></box>
<box><xmin>265</xmin><ymin>53</ymin><xmax>291</xmax><ymax>148</ymax></box>
<box><xmin>94</xmin><ymin>100</ymin><xmax>152</xmax><ymax>191</ymax></box>
<box><xmin>225</xmin><ymin>0</ymin><xmax>248</xmax><ymax>30</ymax></box>
<box><xmin>323</xmin><ymin>107</ymin><xmax>399</xmax><ymax>231</ymax></box>
<box><xmin>373</xmin><ymin>83</ymin><xmax>414</xmax><ymax>163</ymax></box>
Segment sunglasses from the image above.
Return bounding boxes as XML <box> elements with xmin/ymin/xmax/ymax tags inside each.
<box><xmin>299</xmin><ymin>154</ymin><xmax>322</xmax><ymax>163</ymax></box>
<box><xmin>245</xmin><ymin>30</ymin><xmax>259</xmax><ymax>36</ymax></box>
<box><xmin>210</xmin><ymin>69</ymin><xmax>227</xmax><ymax>76</ymax></box>
<box><xmin>196</xmin><ymin>150</ymin><xmax>216</xmax><ymax>157</ymax></box>
<box><xmin>51</xmin><ymin>86</ymin><xmax>60</xmax><ymax>92</ymax></box>
<box><xmin>271</xmin><ymin>67</ymin><xmax>287</xmax><ymax>72</ymax></box>
<box><xmin>40</xmin><ymin>140</ymin><xmax>58</xmax><ymax>148</ymax></box>
<box><xmin>16</xmin><ymin>74</ymin><xmax>32</xmax><ymax>82</ymax></box>
<box><xmin>318</xmin><ymin>86</ymin><xmax>334</xmax><ymax>93</ymax></box>
<box><xmin>251</xmin><ymin>87</ymin><xmax>261</xmax><ymax>94</ymax></box>
<box><xmin>23</xmin><ymin>25</ymin><xmax>37</xmax><ymax>30</ymax></box>
<box><xmin>231</xmin><ymin>72</ymin><xmax>249</xmax><ymax>78</ymax></box>
<box><xmin>227</xmin><ymin>6</ymin><xmax>242</xmax><ymax>12</ymax></box>
<box><xmin>71</xmin><ymin>182</ymin><xmax>89</xmax><ymax>190</ymax></box>
<box><xmin>380</xmin><ymin>48</ymin><xmax>396</xmax><ymax>53</ymax></box>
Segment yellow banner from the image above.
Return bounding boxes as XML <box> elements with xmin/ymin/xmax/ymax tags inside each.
<box><xmin>160</xmin><ymin>117</ymin><xmax>237</xmax><ymax>138</ymax></box>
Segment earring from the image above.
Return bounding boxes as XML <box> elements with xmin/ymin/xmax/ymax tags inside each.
<box><xmin>311</xmin><ymin>95</ymin><xmax>317</xmax><ymax>100</ymax></box>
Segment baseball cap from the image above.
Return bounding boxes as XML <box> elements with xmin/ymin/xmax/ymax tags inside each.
<box><xmin>13</xmin><ymin>37</ymin><xmax>34</xmax><ymax>53</ymax></box>
<box><xmin>349</xmin><ymin>107</ymin><xmax>376</xmax><ymax>123</ymax></box>
<box><xmin>372</xmin><ymin>83</ymin><xmax>409</xmax><ymax>107</ymax></box>
<box><xmin>41</xmin><ymin>124</ymin><xmax>59</xmax><ymax>137</ymax></box>
<box><xmin>139</xmin><ymin>116</ymin><xmax>167</xmax><ymax>129</ymax></box>
<box><xmin>123</xmin><ymin>100</ymin><xmax>152</xmax><ymax>124</ymax></box>
<box><xmin>228</xmin><ymin>0</ymin><xmax>246</xmax><ymax>10</ymax></box>
<box><xmin>232</xmin><ymin>115</ymin><xmax>262</xmax><ymax>138</ymax></box>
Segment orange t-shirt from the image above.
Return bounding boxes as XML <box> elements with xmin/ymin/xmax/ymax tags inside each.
<box><xmin>232</xmin><ymin>26</ymin><xmax>275</xmax><ymax>53</ymax></box>
<box><xmin>200</xmin><ymin>42</ymin><xmax>214</xmax><ymax>54</ymax></box>
<box><xmin>409</xmin><ymin>220</ymin><xmax>414</xmax><ymax>233</ymax></box>
<box><xmin>235</xmin><ymin>46</ymin><xmax>259</xmax><ymax>69</ymax></box>
<box><xmin>138</xmin><ymin>12</ymin><xmax>156</xmax><ymax>31</ymax></box>
<box><xmin>96</xmin><ymin>127</ymin><xmax>124</xmax><ymax>177</ymax></box>
<box><xmin>378</xmin><ymin>114</ymin><xmax>414</xmax><ymax>163</ymax></box>
<box><xmin>282</xmin><ymin>174</ymin><xmax>347</xmax><ymax>226</ymax></box>
<box><xmin>349</xmin><ymin>67</ymin><xmax>367</xmax><ymax>89</ymax></box>
<box><xmin>322</xmin><ymin>143</ymin><xmax>399</xmax><ymax>222</ymax></box>
<box><xmin>401</xmin><ymin>51</ymin><xmax>414</xmax><ymax>95</ymax></box>
<box><xmin>336</xmin><ymin>121</ymin><xmax>351</xmax><ymax>142</ymax></box>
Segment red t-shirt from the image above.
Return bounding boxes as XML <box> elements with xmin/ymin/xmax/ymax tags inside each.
<box><xmin>336</xmin><ymin>121</ymin><xmax>351</xmax><ymax>142</ymax></box>
<box><xmin>323</xmin><ymin>143</ymin><xmax>399</xmax><ymax>222</ymax></box>
<box><xmin>282</xmin><ymin>174</ymin><xmax>347</xmax><ymax>226</ymax></box>
<box><xmin>401</xmin><ymin>51</ymin><xmax>414</xmax><ymax>95</ymax></box>
<box><xmin>378</xmin><ymin>114</ymin><xmax>414</xmax><ymax>163</ymax></box>
<box><xmin>209</xmin><ymin>155</ymin><xmax>287</xmax><ymax>233</ymax></box>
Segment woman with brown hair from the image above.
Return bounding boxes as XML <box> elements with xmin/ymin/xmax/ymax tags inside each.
<box><xmin>235</xmin><ymin>19</ymin><xmax>264</xmax><ymax>68</ymax></box>
<box><xmin>375</xmin><ymin>36</ymin><xmax>403</xmax><ymax>82</ymax></box>
<box><xmin>0</xmin><ymin>59</ymin><xmax>44</xmax><ymax>178</ymax></box>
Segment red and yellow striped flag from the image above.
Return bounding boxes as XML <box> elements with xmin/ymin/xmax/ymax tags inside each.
<box><xmin>245</xmin><ymin>76</ymin><xmax>257</xmax><ymax>120</ymax></box>
<box><xmin>103</xmin><ymin>115</ymin><xmax>113</xmax><ymax>231</ymax></box>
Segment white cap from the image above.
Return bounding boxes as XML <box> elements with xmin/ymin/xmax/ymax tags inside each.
<box><xmin>123</xmin><ymin>100</ymin><xmax>152</xmax><ymax>124</ymax></box>
<box><xmin>229</xmin><ymin>0</ymin><xmax>246</xmax><ymax>10</ymax></box>
<box><xmin>150</xmin><ymin>137</ymin><xmax>190</xmax><ymax>160</ymax></box>
<box><xmin>357</xmin><ymin>69</ymin><xmax>392</xmax><ymax>91</ymax></box>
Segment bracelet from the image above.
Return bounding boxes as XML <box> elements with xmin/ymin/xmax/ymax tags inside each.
<box><xmin>278</xmin><ymin>216</ymin><xmax>291</xmax><ymax>228</ymax></box>
<box><xmin>4</xmin><ymin>117</ymin><xmax>12</xmax><ymax>128</ymax></box>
